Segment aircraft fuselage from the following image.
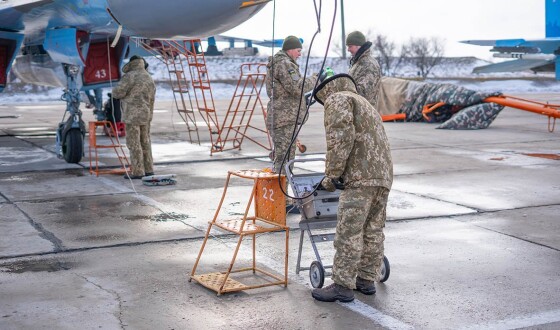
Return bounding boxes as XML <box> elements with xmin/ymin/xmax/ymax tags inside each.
<box><xmin>1</xmin><ymin>0</ymin><xmax>268</xmax><ymax>44</ymax></box>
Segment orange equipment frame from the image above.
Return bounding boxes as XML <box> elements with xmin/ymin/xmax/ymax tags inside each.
<box><xmin>190</xmin><ymin>169</ymin><xmax>289</xmax><ymax>295</ymax></box>
<box><xmin>419</xmin><ymin>95</ymin><xmax>560</xmax><ymax>132</ymax></box>
<box><xmin>88</xmin><ymin>121</ymin><xmax>130</xmax><ymax>176</ymax></box>
<box><xmin>484</xmin><ymin>95</ymin><xmax>560</xmax><ymax>132</ymax></box>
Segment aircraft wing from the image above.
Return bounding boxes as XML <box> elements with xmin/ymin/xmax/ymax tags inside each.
<box><xmin>0</xmin><ymin>0</ymin><xmax>53</xmax><ymax>15</ymax></box>
<box><xmin>212</xmin><ymin>35</ymin><xmax>301</xmax><ymax>48</ymax></box>
<box><xmin>461</xmin><ymin>38</ymin><xmax>560</xmax><ymax>54</ymax></box>
<box><xmin>472</xmin><ymin>58</ymin><xmax>555</xmax><ymax>74</ymax></box>
<box><xmin>0</xmin><ymin>0</ymin><xmax>52</xmax><ymax>9</ymax></box>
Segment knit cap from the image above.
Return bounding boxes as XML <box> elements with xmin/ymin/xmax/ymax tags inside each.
<box><xmin>282</xmin><ymin>36</ymin><xmax>303</xmax><ymax>51</ymax></box>
<box><xmin>346</xmin><ymin>31</ymin><xmax>366</xmax><ymax>46</ymax></box>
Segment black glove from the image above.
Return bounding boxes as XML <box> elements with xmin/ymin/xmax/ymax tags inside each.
<box><xmin>313</xmin><ymin>177</ymin><xmax>343</xmax><ymax>192</ymax></box>
<box><xmin>334</xmin><ymin>179</ymin><xmax>345</xmax><ymax>190</ymax></box>
<box><xmin>320</xmin><ymin>177</ymin><xmax>336</xmax><ymax>192</ymax></box>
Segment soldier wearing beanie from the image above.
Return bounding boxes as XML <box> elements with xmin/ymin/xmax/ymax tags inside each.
<box><xmin>265</xmin><ymin>36</ymin><xmax>317</xmax><ymax>173</ymax></box>
<box><xmin>112</xmin><ymin>56</ymin><xmax>157</xmax><ymax>179</ymax></box>
<box><xmin>310</xmin><ymin>74</ymin><xmax>393</xmax><ymax>302</ymax></box>
<box><xmin>346</xmin><ymin>31</ymin><xmax>382</xmax><ymax>110</ymax></box>
<box><xmin>282</xmin><ymin>35</ymin><xmax>303</xmax><ymax>51</ymax></box>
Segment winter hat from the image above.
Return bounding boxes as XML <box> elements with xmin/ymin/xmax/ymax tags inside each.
<box><xmin>312</xmin><ymin>73</ymin><xmax>357</xmax><ymax>105</ymax></box>
<box><xmin>129</xmin><ymin>55</ymin><xmax>149</xmax><ymax>69</ymax></box>
<box><xmin>282</xmin><ymin>36</ymin><xmax>303</xmax><ymax>51</ymax></box>
<box><xmin>346</xmin><ymin>31</ymin><xmax>366</xmax><ymax>46</ymax></box>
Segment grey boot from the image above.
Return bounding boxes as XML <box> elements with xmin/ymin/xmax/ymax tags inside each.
<box><xmin>355</xmin><ymin>277</ymin><xmax>376</xmax><ymax>295</ymax></box>
<box><xmin>311</xmin><ymin>283</ymin><xmax>355</xmax><ymax>302</ymax></box>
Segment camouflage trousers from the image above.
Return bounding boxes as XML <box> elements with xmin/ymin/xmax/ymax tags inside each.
<box><xmin>271</xmin><ymin>125</ymin><xmax>297</xmax><ymax>174</ymax></box>
<box><xmin>125</xmin><ymin>124</ymin><xmax>153</xmax><ymax>176</ymax></box>
<box><xmin>332</xmin><ymin>186</ymin><xmax>390</xmax><ymax>289</ymax></box>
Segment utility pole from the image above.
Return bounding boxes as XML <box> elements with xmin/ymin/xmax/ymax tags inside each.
<box><xmin>340</xmin><ymin>0</ymin><xmax>346</xmax><ymax>59</ymax></box>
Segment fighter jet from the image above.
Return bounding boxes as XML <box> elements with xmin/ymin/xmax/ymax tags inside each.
<box><xmin>0</xmin><ymin>0</ymin><xmax>270</xmax><ymax>163</ymax></box>
<box><xmin>461</xmin><ymin>0</ymin><xmax>560</xmax><ymax>80</ymax></box>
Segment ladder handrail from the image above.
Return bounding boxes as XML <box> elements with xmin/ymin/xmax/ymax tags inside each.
<box><xmin>214</xmin><ymin>63</ymin><xmax>271</xmax><ymax>153</ymax></box>
<box><xmin>138</xmin><ymin>39</ymin><xmax>201</xmax><ymax>144</ymax></box>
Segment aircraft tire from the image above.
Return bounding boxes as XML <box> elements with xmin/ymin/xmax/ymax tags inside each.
<box><xmin>63</xmin><ymin>129</ymin><xmax>83</xmax><ymax>163</ymax></box>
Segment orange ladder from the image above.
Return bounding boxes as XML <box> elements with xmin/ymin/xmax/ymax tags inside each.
<box><xmin>190</xmin><ymin>169</ymin><xmax>289</xmax><ymax>295</ymax></box>
<box><xmin>172</xmin><ymin>39</ymin><xmax>221</xmax><ymax>152</ymax></box>
<box><xmin>139</xmin><ymin>39</ymin><xmax>201</xmax><ymax>144</ymax></box>
<box><xmin>213</xmin><ymin>63</ymin><xmax>272</xmax><ymax>154</ymax></box>
<box><xmin>88</xmin><ymin>121</ymin><xmax>130</xmax><ymax>176</ymax></box>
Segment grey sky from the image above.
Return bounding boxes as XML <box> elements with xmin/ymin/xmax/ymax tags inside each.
<box><xmin>225</xmin><ymin>0</ymin><xmax>543</xmax><ymax>60</ymax></box>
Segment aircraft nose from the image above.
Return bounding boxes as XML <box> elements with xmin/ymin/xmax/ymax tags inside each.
<box><xmin>106</xmin><ymin>0</ymin><xmax>268</xmax><ymax>39</ymax></box>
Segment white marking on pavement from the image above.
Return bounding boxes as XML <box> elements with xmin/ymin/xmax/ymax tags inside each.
<box><xmin>341</xmin><ymin>300</ymin><xmax>414</xmax><ymax>330</ymax></box>
<box><xmin>254</xmin><ymin>240</ymin><xmax>414</xmax><ymax>330</ymax></box>
<box><xmin>460</xmin><ymin>309</ymin><xmax>560</xmax><ymax>330</ymax></box>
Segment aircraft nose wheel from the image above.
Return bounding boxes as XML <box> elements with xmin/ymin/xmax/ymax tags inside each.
<box><xmin>309</xmin><ymin>261</ymin><xmax>325</xmax><ymax>288</ymax></box>
<box><xmin>380</xmin><ymin>255</ymin><xmax>390</xmax><ymax>283</ymax></box>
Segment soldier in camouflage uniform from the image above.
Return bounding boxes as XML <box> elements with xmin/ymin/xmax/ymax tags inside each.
<box><xmin>311</xmin><ymin>74</ymin><xmax>393</xmax><ymax>303</ymax></box>
<box><xmin>346</xmin><ymin>31</ymin><xmax>382</xmax><ymax>109</ymax></box>
<box><xmin>265</xmin><ymin>36</ymin><xmax>317</xmax><ymax>173</ymax></box>
<box><xmin>112</xmin><ymin>55</ymin><xmax>156</xmax><ymax>179</ymax></box>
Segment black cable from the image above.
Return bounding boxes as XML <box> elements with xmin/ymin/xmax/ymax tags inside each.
<box><xmin>276</xmin><ymin>0</ymin><xmax>339</xmax><ymax>200</ymax></box>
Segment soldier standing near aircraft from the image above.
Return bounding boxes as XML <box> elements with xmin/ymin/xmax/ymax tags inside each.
<box><xmin>265</xmin><ymin>35</ymin><xmax>317</xmax><ymax>173</ymax></box>
<box><xmin>311</xmin><ymin>74</ymin><xmax>393</xmax><ymax>302</ymax></box>
<box><xmin>346</xmin><ymin>31</ymin><xmax>382</xmax><ymax>109</ymax></box>
<box><xmin>112</xmin><ymin>55</ymin><xmax>156</xmax><ymax>179</ymax></box>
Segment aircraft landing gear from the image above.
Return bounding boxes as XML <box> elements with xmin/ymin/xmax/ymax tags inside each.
<box><xmin>55</xmin><ymin>64</ymin><xmax>86</xmax><ymax>164</ymax></box>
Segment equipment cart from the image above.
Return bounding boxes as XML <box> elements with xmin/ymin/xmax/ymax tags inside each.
<box><xmin>285</xmin><ymin>158</ymin><xmax>390</xmax><ymax>288</ymax></box>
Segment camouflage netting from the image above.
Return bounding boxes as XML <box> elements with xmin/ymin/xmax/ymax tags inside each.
<box><xmin>378</xmin><ymin>77</ymin><xmax>505</xmax><ymax>129</ymax></box>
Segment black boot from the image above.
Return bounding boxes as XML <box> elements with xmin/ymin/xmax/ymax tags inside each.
<box><xmin>311</xmin><ymin>283</ymin><xmax>354</xmax><ymax>302</ymax></box>
<box><xmin>124</xmin><ymin>174</ymin><xmax>143</xmax><ymax>179</ymax></box>
<box><xmin>355</xmin><ymin>277</ymin><xmax>376</xmax><ymax>295</ymax></box>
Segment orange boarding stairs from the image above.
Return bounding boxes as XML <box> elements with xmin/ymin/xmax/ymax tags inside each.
<box><xmin>138</xmin><ymin>39</ymin><xmax>201</xmax><ymax>145</ymax></box>
<box><xmin>174</xmin><ymin>39</ymin><xmax>221</xmax><ymax>152</ymax></box>
<box><xmin>212</xmin><ymin>63</ymin><xmax>272</xmax><ymax>154</ymax></box>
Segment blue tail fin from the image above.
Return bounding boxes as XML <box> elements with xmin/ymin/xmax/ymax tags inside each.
<box><xmin>546</xmin><ymin>0</ymin><xmax>560</xmax><ymax>37</ymax></box>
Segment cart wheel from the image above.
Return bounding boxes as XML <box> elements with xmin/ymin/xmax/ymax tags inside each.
<box><xmin>309</xmin><ymin>261</ymin><xmax>325</xmax><ymax>288</ymax></box>
<box><xmin>380</xmin><ymin>255</ymin><xmax>390</xmax><ymax>283</ymax></box>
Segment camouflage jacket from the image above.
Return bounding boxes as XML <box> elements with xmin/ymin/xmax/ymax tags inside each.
<box><xmin>112</xmin><ymin>59</ymin><xmax>156</xmax><ymax>125</ymax></box>
<box><xmin>348</xmin><ymin>42</ymin><xmax>382</xmax><ymax>109</ymax></box>
<box><xmin>265</xmin><ymin>51</ymin><xmax>316</xmax><ymax>129</ymax></box>
<box><xmin>315</xmin><ymin>75</ymin><xmax>393</xmax><ymax>189</ymax></box>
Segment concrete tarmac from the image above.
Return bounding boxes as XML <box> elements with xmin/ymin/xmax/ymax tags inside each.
<box><xmin>0</xmin><ymin>94</ymin><xmax>559</xmax><ymax>330</ymax></box>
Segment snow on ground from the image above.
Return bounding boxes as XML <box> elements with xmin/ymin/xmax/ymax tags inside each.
<box><xmin>1</xmin><ymin>56</ymin><xmax>559</xmax><ymax>104</ymax></box>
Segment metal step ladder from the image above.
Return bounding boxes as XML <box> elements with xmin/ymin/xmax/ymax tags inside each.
<box><xmin>88</xmin><ymin>121</ymin><xmax>130</xmax><ymax>176</ymax></box>
<box><xmin>138</xmin><ymin>39</ymin><xmax>201</xmax><ymax>145</ymax></box>
<box><xmin>169</xmin><ymin>40</ymin><xmax>221</xmax><ymax>152</ymax></box>
<box><xmin>213</xmin><ymin>63</ymin><xmax>271</xmax><ymax>154</ymax></box>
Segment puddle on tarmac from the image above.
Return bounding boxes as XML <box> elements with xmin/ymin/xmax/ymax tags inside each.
<box><xmin>121</xmin><ymin>215</ymin><xmax>149</xmax><ymax>221</ymax></box>
<box><xmin>0</xmin><ymin>259</ymin><xmax>75</xmax><ymax>274</ymax></box>
<box><xmin>76</xmin><ymin>234</ymin><xmax>126</xmax><ymax>241</ymax></box>
<box><xmin>64</xmin><ymin>169</ymin><xmax>86</xmax><ymax>176</ymax></box>
<box><xmin>150</xmin><ymin>212</ymin><xmax>193</xmax><ymax>222</ymax></box>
